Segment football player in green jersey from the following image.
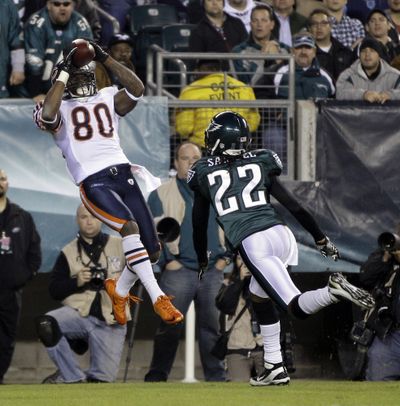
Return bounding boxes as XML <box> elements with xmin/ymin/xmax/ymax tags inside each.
<box><xmin>188</xmin><ymin>110</ymin><xmax>375</xmax><ymax>386</ymax></box>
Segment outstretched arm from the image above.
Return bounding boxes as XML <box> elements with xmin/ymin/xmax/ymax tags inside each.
<box><xmin>88</xmin><ymin>41</ymin><xmax>144</xmax><ymax>116</ymax></box>
<box><xmin>41</xmin><ymin>48</ymin><xmax>76</xmax><ymax>130</ymax></box>
<box><xmin>192</xmin><ymin>190</ymin><xmax>210</xmax><ymax>276</ymax></box>
<box><xmin>269</xmin><ymin>176</ymin><xmax>339</xmax><ymax>260</ymax></box>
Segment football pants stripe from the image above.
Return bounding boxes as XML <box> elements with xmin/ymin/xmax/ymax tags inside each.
<box><xmin>79</xmin><ymin>185</ymin><xmax>126</xmax><ymax>231</ymax></box>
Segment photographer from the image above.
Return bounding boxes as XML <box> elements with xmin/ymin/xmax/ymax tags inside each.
<box><xmin>37</xmin><ymin>204</ymin><xmax>127</xmax><ymax>383</ymax></box>
<box><xmin>358</xmin><ymin>226</ymin><xmax>400</xmax><ymax>381</ymax></box>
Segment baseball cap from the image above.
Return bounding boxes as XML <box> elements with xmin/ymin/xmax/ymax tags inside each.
<box><xmin>366</xmin><ymin>8</ymin><xmax>389</xmax><ymax>23</ymax></box>
<box><xmin>292</xmin><ymin>33</ymin><xmax>316</xmax><ymax>49</ymax></box>
<box><xmin>108</xmin><ymin>33</ymin><xmax>134</xmax><ymax>49</ymax></box>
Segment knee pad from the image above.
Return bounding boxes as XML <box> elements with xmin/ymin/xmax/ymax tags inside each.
<box><xmin>35</xmin><ymin>315</ymin><xmax>63</xmax><ymax>347</ymax></box>
<box><xmin>250</xmin><ymin>298</ymin><xmax>280</xmax><ymax>325</ymax></box>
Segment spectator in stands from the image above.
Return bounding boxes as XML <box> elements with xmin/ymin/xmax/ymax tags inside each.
<box><xmin>254</xmin><ymin>31</ymin><xmax>333</xmax><ymax>153</ymax></box>
<box><xmin>323</xmin><ymin>0</ymin><xmax>365</xmax><ymax>49</ymax></box>
<box><xmin>346</xmin><ymin>0</ymin><xmax>388</xmax><ymax>24</ymax></box>
<box><xmin>233</xmin><ymin>4</ymin><xmax>289</xmax><ymax>85</ymax></box>
<box><xmin>175</xmin><ymin>59</ymin><xmax>260</xmax><ymax>147</ymax></box>
<box><xmin>23</xmin><ymin>0</ymin><xmax>102</xmax><ymax>41</ymax></box>
<box><xmin>336</xmin><ymin>36</ymin><xmax>400</xmax><ymax>101</ymax></box>
<box><xmin>296</xmin><ymin>0</ymin><xmax>326</xmax><ymax>19</ymax></box>
<box><xmin>271</xmin><ymin>0</ymin><xmax>308</xmax><ymax>47</ymax></box>
<box><xmin>386</xmin><ymin>0</ymin><xmax>400</xmax><ymax>40</ymax></box>
<box><xmin>358</xmin><ymin>224</ymin><xmax>400</xmax><ymax>381</ymax></box>
<box><xmin>364</xmin><ymin>9</ymin><xmax>400</xmax><ymax>64</ymax></box>
<box><xmin>0</xmin><ymin>0</ymin><xmax>25</xmax><ymax>98</ymax></box>
<box><xmin>37</xmin><ymin>204</ymin><xmax>127</xmax><ymax>384</ymax></box>
<box><xmin>95</xmin><ymin>33</ymin><xmax>135</xmax><ymax>90</ymax></box>
<box><xmin>224</xmin><ymin>254</ymin><xmax>264</xmax><ymax>382</ymax></box>
<box><xmin>97</xmin><ymin>0</ymin><xmax>136</xmax><ymax>45</ymax></box>
<box><xmin>0</xmin><ymin>169</ymin><xmax>41</xmax><ymax>385</ymax></box>
<box><xmin>24</xmin><ymin>0</ymin><xmax>93</xmax><ymax>102</ymax></box>
<box><xmin>144</xmin><ymin>142</ymin><xmax>230</xmax><ymax>382</ymax></box>
<box><xmin>188</xmin><ymin>0</ymin><xmax>248</xmax><ymax>70</ymax></box>
<box><xmin>224</xmin><ymin>0</ymin><xmax>258</xmax><ymax>32</ymax></box>
<box><xmin>255</xmin><ymin>32</ymin><xmax>335</xmax><ymax>99</ymax></box>
<box><xmin>308</xmin><ymin>8</ymin><xmax>354</xmax><ymax>82</ymax></box>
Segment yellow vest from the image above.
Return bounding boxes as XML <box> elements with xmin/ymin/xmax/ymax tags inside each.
<box><xmin>175</xmin><ymin>73</ymin><xmax>261</xmax><ymax>146</ymax></box>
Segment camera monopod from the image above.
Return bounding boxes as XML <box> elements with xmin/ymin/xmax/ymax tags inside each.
<box><xmin>123</xmin><ymin>282</ymin><xmax>143</xmax><ymax>383</ymax></box>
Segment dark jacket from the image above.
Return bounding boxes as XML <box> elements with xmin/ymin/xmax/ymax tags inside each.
<box><xmin>189</xmin><ymin>13</ymin><xmax>248</xmax><ymax>54</ymax></box>
<box><xmin>0</xmin><ymin>200</ymin><xmax>41</xmax><ymax>290</ymax></box>
<box><xmin>254</xmin><ymin>58</ymin><xmax>335</xmax><ymax>100</ymax></box>
<box><xmin>359</xmin><ymin>249</ymin><xmax>400</xmax><ymax>333</ymax></box>
<box><xmin>316</xmin><ymin>36</ymin><xmax>355</xmax><ymax>82</ymax></box>
<box><xmin>272</xmin><ymin>11</ymin><xmax>308</xmax><ymax>43</ymax></box>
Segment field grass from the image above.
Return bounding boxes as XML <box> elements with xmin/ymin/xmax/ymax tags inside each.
<box><xmin>1</xmin><ymin>380</ymin><xmax>400</xmax><ymax>406</ymax></box>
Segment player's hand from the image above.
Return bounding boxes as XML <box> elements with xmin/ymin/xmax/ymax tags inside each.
<box><xmin>58</xmin><ymin>47</ymin><xmax>77</xmax><ymax>74</ymax></box>
<box><xmin>87</xmin><ymin>40</ymin><xmax>109</xmax><ymax>63</ymax></box>
<box><xmin>316</xmin><ymin>237</ymin><xmax>340</xmax><ymax>261</ymax></box>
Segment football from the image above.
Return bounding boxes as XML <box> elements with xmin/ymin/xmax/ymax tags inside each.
<box><xmin>71</xmin><ymin>39</ymin><xmax>95</xmax><ymax>68</ymax></box>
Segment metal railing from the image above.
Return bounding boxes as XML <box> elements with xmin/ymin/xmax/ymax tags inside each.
<box><xmin>94</xmin><ymin>2</ymin><xmax>120</xmax><ymax>35</ymax></box>
<box><xmin>145</xmin><ymin>47</ymin><xmax>297</xmax><ymax>178</ymax></box>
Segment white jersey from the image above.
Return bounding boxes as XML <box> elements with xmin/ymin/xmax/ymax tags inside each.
<box><xmin>54</xmin><ymin>87</ymin><xmax>129</xmax><ymax>184</ymax></box>
<box><xmin>224</xmin><ymin>0</ymin><xmax>256</xmax><ymax>33</ymax></box>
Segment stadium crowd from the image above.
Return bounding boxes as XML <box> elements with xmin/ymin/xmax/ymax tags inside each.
<box><xmin>0</xmin><ymin>0</ymin><xmax>399</xmax><ymax>386</ymax></box>
<box><xmin>2</xmin><ymin>0</ymin><xmax>400</xmax><ymax>101</ymax></box>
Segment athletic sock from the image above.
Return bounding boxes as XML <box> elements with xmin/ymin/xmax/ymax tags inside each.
<box><xmin>260</xmin><ymin>322</ymin><xmax>282</xmax><ymax>365</ymax></box>
<box><xmin>115</xmin><ymin>266</ymin><xmax>139</xmax><ymax>297</ymax></box>
<box><xmin>297</xmin><ymin>286</ymin><xmax>337</xmax><ymax>314</ymax></box>
<box><xmin>119</xmin><ymin>234</ymin><xmax>164</xmax><ymax>303</ymax></box>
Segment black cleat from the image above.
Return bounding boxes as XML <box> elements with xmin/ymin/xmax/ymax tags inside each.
<box><xmin>328</xmin><ymin>272</ymin><xmax>375</xmax><ymax>309</ymax></box>
<box><xmin>250</xmin><ymin>362</ymin><xmax>290</xmax><ymax>386</ymax></box>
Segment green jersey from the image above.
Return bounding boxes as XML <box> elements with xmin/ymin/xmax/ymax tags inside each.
<box><xmin>188</xmin><ymin>149</ymin><xmax>285</xmax><ymax>248</ymax></box>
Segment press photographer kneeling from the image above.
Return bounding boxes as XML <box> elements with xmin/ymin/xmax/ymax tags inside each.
<box><xmin>36</xmin><ymin>204</ymin><xmax>128</xmax><ymax>383</ymax></box>
<box><xmin>353</xmin><ymin>227</ymin><xmax>400</xmax><ymax>381</ymax></box>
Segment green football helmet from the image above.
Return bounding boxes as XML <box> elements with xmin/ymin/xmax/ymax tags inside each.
<box><xmin>205</xmin><ymin>111</ymin><xmax>251</xmax><ymax>156</ymax></box>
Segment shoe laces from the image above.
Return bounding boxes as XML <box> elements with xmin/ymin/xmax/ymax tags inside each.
<box><xmin>128</xmin><ymin>294</ymin><xmax>142</xmax><ymax>305</ymax></box>
<box><xmin>158</xmin><ymin>295</ymin><xmax>177</xmax><ymax>312</ymax></box>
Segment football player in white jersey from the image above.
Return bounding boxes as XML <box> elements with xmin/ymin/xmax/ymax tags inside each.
<box><xmin>33</xmin><ymin>41</ymin><xmax>183</xmax><ymax>327</ymax></box>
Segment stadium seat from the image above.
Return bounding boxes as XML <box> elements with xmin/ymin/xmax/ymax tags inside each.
<box><xmin>128</xmin><ymin>5</ymin><xmax>179</xmax><ymax>36</ymax></box>
<box><xmin>161</xmin><ymin>23</ymin><xmax>195</xmax><ymax>52</ymax></box>
<box><xmin>160</xmin><ymin>24</ymin><xmax>195</xmax><ymax>96</ymax></box>
<box><xmin>133</xmin><ymin>25</ymin><xmax>164</xmax><ymax>80</ymax></box>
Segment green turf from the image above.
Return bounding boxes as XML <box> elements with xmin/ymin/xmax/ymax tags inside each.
<box><xmin>1</xmin><ymin>381</ymin><xmax>399</xmax><ymax>406</ymax></box>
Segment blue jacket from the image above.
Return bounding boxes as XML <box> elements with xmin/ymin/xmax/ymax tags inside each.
<box><xmin>232</xmin><ymin>34</ymin><xmax>289</xmax><ymax>85</ymax></box>
<box><xmin>275</xmin><ymin>58</ymin><xmax>335</xmax><ymax>99</ymax></box>
<box><xmin>0</xmin><ymin>0</ymin><xmax>23</xmax><ymax>98</ymax></box>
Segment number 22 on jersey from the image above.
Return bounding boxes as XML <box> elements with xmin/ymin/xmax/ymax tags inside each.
<box><xmin>207</xmin><ymin>163</ymin><xmax>267</xmax><ymax>216</ymax></box>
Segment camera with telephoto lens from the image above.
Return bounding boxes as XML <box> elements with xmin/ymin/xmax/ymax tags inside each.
<box><xmin>350</xmin><ymin>320</ymin><xmax>375</xmax><ymax>347</ymax></box>
<box><xmin>378</xmin><ymin>232</ymin><xmax>400</xmax><ymax>253</ymax></box>
<box><xmin>89</xmin><ymin>265</ymin><xmax>107</xmax><ymax>290</ymax></box>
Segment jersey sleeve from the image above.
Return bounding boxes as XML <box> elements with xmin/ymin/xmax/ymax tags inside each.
<box><xmin>187</xmin><ymin>161</ymin><xmax>200</xmax><ymax>192</ymax></box>
<box><xmin>187</xmin><ymin>158</ymin><xmax>210</xmax><ymax>197</ymax></box>
<box><xmin>259</xmin><ymin>149</ymin><xmax>283</xmax><ymax>177</ymax></box>
<box><xmin>33</xmin><ymin>101</ymin><xmax>62</xmax><ymax>133</ymax></box>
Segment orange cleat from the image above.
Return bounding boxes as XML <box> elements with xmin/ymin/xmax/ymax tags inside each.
<box><xmin>153</xmin><ymin>295</ymin><xmax>184</xmax><ymax>325</ymax></box>
<box><xmin>104</xmin><ymin>278</ymin><xmax>141</xmax><ymax>325</ymax></box>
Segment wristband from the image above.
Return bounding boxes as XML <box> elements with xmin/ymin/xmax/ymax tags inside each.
<box><xmin>56</xmin><ymin>70</ymin><xmax>70</xmax><ymax>85</ymax></box>
<box><xmin>125</xmin><ymin>88</ymin><xmax>143</xmax><ymax>101</ymax></box>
